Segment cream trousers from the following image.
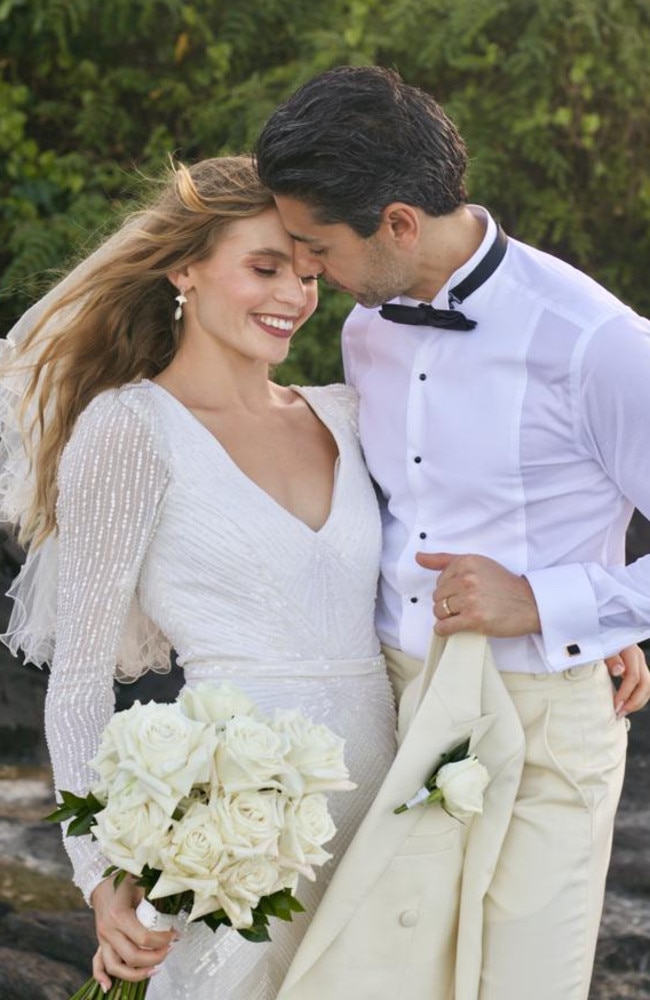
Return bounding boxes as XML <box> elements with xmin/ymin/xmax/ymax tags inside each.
<box><xmin>383</xmin><ymin>646</ymin><xmax>628</xmax><ymax>1000</ymax></box>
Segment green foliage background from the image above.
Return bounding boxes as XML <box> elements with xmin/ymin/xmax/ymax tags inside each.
<box><xmin>1</xmin><ymin>0</ymin><xmax>649</xmax><ymax>385</ymax></box>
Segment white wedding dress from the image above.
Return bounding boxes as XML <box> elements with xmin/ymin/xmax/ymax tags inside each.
<box><xmin>24</xmin><ymin>380</ymin><xmax>396</xmax><ymax>999</ymax></box>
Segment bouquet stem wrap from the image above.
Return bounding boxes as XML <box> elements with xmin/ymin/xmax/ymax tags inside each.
<box><xmin>136</xmin><ymin>897</ymin><xmax>179</xmax><ymax>934</ymax></box>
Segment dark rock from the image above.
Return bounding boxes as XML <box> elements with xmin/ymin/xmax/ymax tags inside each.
<box><xmin>589</xmin><ymin>973</ymin><xmax>650</xmax><ymax>1000</ymax></box>
<box><xmin>599</xmin><ymin>934</ymin><xmax>650</xmax><ymax>974</ymax></box>
<box><xmin>0</xmin><ymin>817</ymin><xmax>72</xmax><ymax>880</ymax></box>
<box><xmin>589</xmin><ymin>707</ymin><xmax>650</xmax><ymax>998</ymax></box>
<box><xmin>626</xmin><ymin>508</ymin><xmax>650</xmax><ymax>563</ymax></box>
<box><xmin>114</xmin><ymin>655</ymin><xmax>184</xmax><ymax>711</ymax></box>
<box><xmin>0</xmin><ymin>655</ymin><xmax>49</xmax><ymax>765</ymax></box>
<box><xmin>1</xmin><ymin>908</ymin><xmax>96</xmax><ymax>971</ymax></box>
<box><xmin>626</xmin><ymin>510</ymin><xmax>650</xmax><ymax>654</ymax></box>
<box><xmin>0</xmin><ymin>524</ymin><xmax>23</xmax><ymax>586</ymax></box>
<box><xmin>0</xmin><ymin>946</ymin><xmax>89</xmax><ymax>1000</ymax></box>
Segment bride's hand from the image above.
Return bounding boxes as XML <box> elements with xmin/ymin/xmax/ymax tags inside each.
<box><xmin>605</xmin><ymin>644</ymin><xmax>650</xmax><ymax>717</ymax></box>
<box><xmin>91</xmin><ymin>875</ymin><xmax>175</xmax><ymax>988</ymax></box>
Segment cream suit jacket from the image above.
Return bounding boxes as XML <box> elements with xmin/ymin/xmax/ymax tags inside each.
<box><xmin>277</xmin><ymin>633</ymin><xmax>526</xmax><ymax>1000</ymax></box>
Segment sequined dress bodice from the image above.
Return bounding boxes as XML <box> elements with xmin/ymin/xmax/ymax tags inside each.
<box><xmin>46</xmin><ymin>381</ymin><xmax>397</xmax><ymax>999</ymax></box>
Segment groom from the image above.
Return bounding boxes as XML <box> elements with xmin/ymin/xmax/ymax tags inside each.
<box><xmin>256</xmin><ymin>65</ymin><xmax>650</xmax><ymax>999</ymax></box>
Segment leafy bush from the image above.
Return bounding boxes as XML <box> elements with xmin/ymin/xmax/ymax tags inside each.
<box><xmin>1</xmin><ymin>0</ymin><xmax>649</xmax><ymax>384</ymax></box>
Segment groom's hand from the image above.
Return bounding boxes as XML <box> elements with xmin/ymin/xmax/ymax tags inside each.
<box><xmin>416</xmin><ymin>552</ymin><xmax>541</xmax><ymax>638</ymax></box>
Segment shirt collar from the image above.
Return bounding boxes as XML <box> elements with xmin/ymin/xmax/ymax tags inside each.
<box><xmin>398</xmin><ymin>205</ymin><xmax>497</xmax><ymax>310</ymax></box>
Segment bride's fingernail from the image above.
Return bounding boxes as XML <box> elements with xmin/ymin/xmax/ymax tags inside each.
<box><xmin>148</xmin><ymin>966</ymin><xmax>162</xmax><ymax>977</ymax></box>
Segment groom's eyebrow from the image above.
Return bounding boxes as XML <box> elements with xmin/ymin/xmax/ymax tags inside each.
<box><xmin>286</xmin><ymin>233</ymin><xmax>319</xmax><ymax>244</ymax></box>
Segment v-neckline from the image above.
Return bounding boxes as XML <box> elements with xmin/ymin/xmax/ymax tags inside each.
<box><xmin>145</xmin><ymin>380</ymin><xmax>342</xmax><ymax>536</ymax></box>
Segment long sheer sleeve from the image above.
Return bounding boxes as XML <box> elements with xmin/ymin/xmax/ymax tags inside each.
<box><xmin>45</xmin><ymin>389</ymin><xmax>170</xmax><ymax>903</ymax></box>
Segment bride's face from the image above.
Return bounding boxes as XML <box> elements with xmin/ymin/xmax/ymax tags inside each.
<box><xmin>175</xmin><ymin>208</ymin><xmax>318</xmax><ymax>365</ymax></box>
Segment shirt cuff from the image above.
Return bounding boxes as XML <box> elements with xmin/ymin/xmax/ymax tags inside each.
<box><xmin>524</xmin><ymin>564</ymin><xmax>603</xmax><ymax>672</ymax></box>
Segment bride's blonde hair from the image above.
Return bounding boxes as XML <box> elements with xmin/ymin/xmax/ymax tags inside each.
<box><xmin>2</xmin><ymin>156</ymin><xmax>274</xmax><ymax>548</ymax></box>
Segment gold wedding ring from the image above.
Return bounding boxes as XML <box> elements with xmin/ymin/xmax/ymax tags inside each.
<box><xmin>442</xmin><ymin>597</ymin><xmax>452</xmax><ymax>618</ymax></box>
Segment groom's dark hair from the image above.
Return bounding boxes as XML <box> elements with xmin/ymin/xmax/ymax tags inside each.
<box><xmin>255</xmin><ymin>65</ymin><xmax>468</xmax><ymax>238</ymax></box>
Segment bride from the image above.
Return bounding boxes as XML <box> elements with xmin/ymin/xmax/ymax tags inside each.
<box><xmin>0</xmin><ymin>156</ymin><xmax>397</xmax><ymax>998</ymax></box>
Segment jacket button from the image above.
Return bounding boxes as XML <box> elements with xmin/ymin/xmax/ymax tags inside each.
<box><xmin>399</xmin><ymin>909</ymin><xmax>418</xmax><ymax>928</ymax></box>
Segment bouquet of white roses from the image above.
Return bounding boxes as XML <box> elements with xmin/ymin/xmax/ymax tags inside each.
<box><xmin>47</xmin><ymin>681</ymin><xmax>355</xmax><ymax>1000</ymax></box>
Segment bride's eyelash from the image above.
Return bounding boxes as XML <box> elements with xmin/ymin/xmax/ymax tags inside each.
<box><xmin>253</xmin><ymin>267</ymin><xmax>317</xmax><ymax>285</ymax></box>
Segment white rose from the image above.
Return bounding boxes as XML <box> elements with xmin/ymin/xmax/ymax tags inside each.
<box><xmin>90</xmin><ymin>704</ymin><xmax>140</xmax><ymax>789</ymax></box>
<box><xmin>93</xmin><ymin>702</ymin><xmax>217</xmax><ymax>815</ymax></box>
<box><xmin>179</xmin><ymin>682</ymin><xmax>258</xmax><ymax>727</ymax></box>
<box><xmin>435</xmin><ymin>755</ymin><xmax>490</xmax><ymax>817</ymax></box>
<box><xmin>91</xmin><ymin>768</ymin><xmax>149</xmax><ymax>811</ymax></box>
<box><xmin>279</xmin><ymin>794</ymin><xmax>335</xmax><ymax>876</ymax></box>
<box><xmin>293</xmin><ymin>794</ymin><xmax>337</xmax><ymax>851</ymax></box>
<box><xmin>212</xmin><ymin>856</ymin><xmax>280</xmax><ymax>928</ymax></box>
<box><xmin>148</xmin><ymin>801</ymin><xmax>226</xmax><ymax>902</ymax></box>
<box><xmin>272</xmin><ymin>709</ymin><xmax>355</xmax><ymax>795</ymax></box>
<box><xmin>213</xmin><ymin>790</ymin><xmax>285</xmax><ymax>857</ymax></box>
<box><xmin>91</xmin><ymin>799</ymin><xmax>171</xmax><ymax>875</ymax></box>
<box><xmin>216</xmin><ymin>716</ymin><xmax>290</xmax><ymax>793</ymax></box>
<box><xmin>92</xmin><ymin>739</ymin><xmax>166</xmax><ymax>810</ymax></box>
<box><xmin>274</xmin><ymin>867</ymin><xmax>300</xmax><ymax>894</ymax></box>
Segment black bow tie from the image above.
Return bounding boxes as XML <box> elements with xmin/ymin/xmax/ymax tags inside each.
<box><xmin>379</xmin><ymin>223</ymin><xmax>508</xmax><ymax>331</ymax></box>
<box><xmin>379</xmin><ymin>302</ymin><xmax>476</xmax><ymax>330</ymax></box>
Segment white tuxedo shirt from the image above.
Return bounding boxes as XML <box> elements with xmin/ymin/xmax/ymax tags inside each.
<box><xmin>342</xmin><ymin>207</ymin><xmax>650</xmax><ymax>672</ymax></box>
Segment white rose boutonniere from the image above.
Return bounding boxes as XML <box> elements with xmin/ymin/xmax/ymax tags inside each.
<box><xmin>394</xmin><ymin>737</ymin><xmax>490</xmax><ymax>820</ymax></box>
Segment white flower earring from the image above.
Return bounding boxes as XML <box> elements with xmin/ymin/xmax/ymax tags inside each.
<box><xmin>174</xmin><ymin>291</ymin><xmax>188</xmax><ymax>322</ymax></box>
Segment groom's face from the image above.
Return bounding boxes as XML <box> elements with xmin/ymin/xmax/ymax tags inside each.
<box><xmin>274</xmin><ymin>196</ymin><xmax>413</xmax><ymax>309</ymax></box>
